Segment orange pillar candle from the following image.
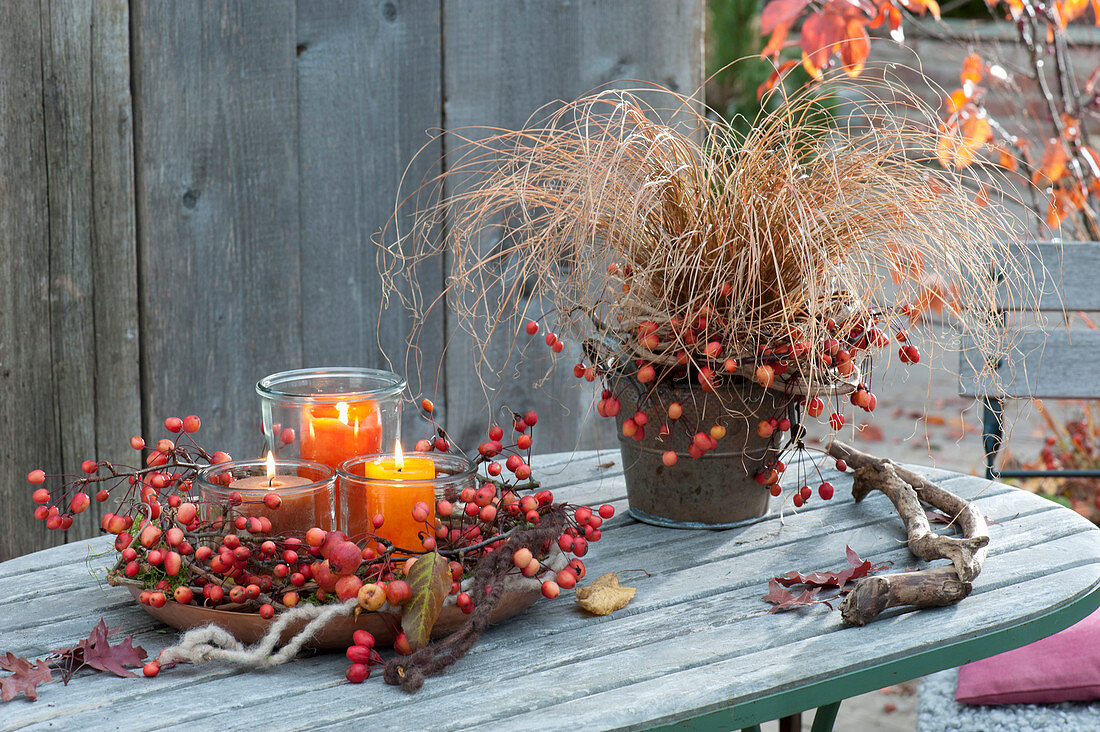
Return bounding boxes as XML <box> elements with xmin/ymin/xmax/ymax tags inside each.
<box><xmin>350</xmin><ymin>443</ymin><xmax>436</xmax><ymax>552</ymax></box>
<box><xmin>300</xmin><ymin>400</ymin><xmax>383</xmax><ymax>469</ymax></box>
<box><xmin>227</xmin><ymin>453</ymin><xmax>331</xmax><ymax>534</ymax></box>
<box><xmin>301</xmin><ymin>400</ymin><xmax>382</xmax><ymax>531</ymax></box>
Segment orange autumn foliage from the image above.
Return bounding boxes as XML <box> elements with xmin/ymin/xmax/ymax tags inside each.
<box><xmin>761</xmin><ymin>0</ymin><xmax>940</xmax><ymax>80</ymax></box>
<box><xmin>936</xmin><ymin>108</ymin><xmax>992</xmax><ymax>169</ymax></box>
<box><xmin>760</xmin><ymin>0</ymin><xmax>1100</xmax><ymax>237</ymax></box>
<box><xmin>1033</xmin><ymin>139</ymin><xmax>1069</xmax><ymax>187</ymax></box>
<box><xmin>960</xmin><ymin>53</ymin><xmax>984</xmax><ymax>90</ymax></box>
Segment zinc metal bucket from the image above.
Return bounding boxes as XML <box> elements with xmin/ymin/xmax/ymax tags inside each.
<box><xmin>613</xmin><ymin>378</ymin><xmax>796</xmax><ymax>529</ymax></box>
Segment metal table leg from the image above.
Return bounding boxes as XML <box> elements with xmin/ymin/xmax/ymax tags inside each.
<box><xmin>811</xmin><ymin>701</ymin><xmax>842</xmax><ymax>732</ymax></box>
<box><xmin>779</xmin><ymin>712</ymin><xmax>800</xmax><ymax>732</ymax></box>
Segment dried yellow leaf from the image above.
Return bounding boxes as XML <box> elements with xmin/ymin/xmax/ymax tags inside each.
<box><xmin>574</xmin><ymin>573</ymin><xmax>636</xmax><ymax>615</ymax></box>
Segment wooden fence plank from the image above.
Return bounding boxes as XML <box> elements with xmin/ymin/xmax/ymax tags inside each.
<box><xmin>295</xmin><ymin>0</ymin><xmax>445</xmax><ymax>442</ymax></box>
<box><xmin>40</xmin><ymin>2</ymin><xmax>99</xmax><ymax>509</ymax></box>
<box><xmin>440</xmin><ymin>0</ymin><xmax>705</xmax><ymax>454</ymax></box>
<box><xmin>86</xmin><ymin>0</ymin><xmax>142</xmax><ymax>539</ymax></box>
<box><xmin>47</xmin><ymin>0</ymin><xmax>141</xmax><ymax>543</ymax></box>
<box><xmin>0</xmin><ymin>0</ymin><xmax>60</xmax><ymax>561</ymax></box>
<box><xmin>132</xmin><ymin>1</ymin><xmax>303</xmax><ymax>456</ymax></box>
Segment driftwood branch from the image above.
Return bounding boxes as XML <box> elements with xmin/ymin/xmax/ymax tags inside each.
<box><xmin>827</xmin><ymin>441</ymin><xmax>990</xmax><ymax>626</ymax></box>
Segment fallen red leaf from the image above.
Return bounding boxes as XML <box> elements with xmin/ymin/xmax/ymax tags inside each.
<box><xmin>0</xmin><ymin>653</ymin><xmax>52</xmax><ymax>702</ymax></box>
<box><xmin>774</xmin><ymin>545</ymin><xmax>891</xmax><ymax>591</ymax></box>
<box><xmin>763</xmin><ymin>578</ymin><xmax>822</xmax><ymax>612</ymax></box>
<box><xmin>74</xmin><ymin>620</ymin><xmax>146</xmax><ymax>679</ymax></box>
<box><xmin>857</xmin><ymin>423</ymin><xmax>884</xmax><ymax>442</ymax></box>
<box><xmin>52</xmin><ymin>619</ymin><xmax>147</xmax><ymax>682</ymax></box>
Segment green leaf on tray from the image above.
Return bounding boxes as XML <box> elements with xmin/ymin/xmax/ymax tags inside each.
<box><xmin>401</xmin><ymin>552</ymin><xmax>452</xmax><ymax>651</ymax></box>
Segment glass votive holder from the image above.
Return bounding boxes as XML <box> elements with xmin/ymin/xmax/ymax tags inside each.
<box><xmin>256</xmin><ymin>367</ymin><xmax>406</xmax><ymax>471</ymax></box>
<box><xmin>337</xmin><ymin>452</ymin><xmax>478</xmax><ymax>553</ymax></box>
<box><xmin>196</xmin><ymin>458</ymin><xmax>336</xmax><ymax>536</ymax></box>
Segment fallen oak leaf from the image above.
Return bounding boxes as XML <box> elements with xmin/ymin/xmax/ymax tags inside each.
<box><xmin>0</xmin><ymin>652</ymin><xmax>28</xmax><ymax>673</ymax></box>
<box><xmin>75</xmin><ymin>619</ymin><xmax>146</xmax><ymax>678</ymax></box>
<box><xmin>0</xmin><ymin>654</ymin><xmax>52</xmax><ymax>702</ymax></box>
<box><xmin>774</xmin><ymin>546</ymin><xmax>890</xmax><ymax>590</ymax></box>
<box><xmin>841</xmin><ymin>545</ymin><xmax>891</xmax><ymax>585</ymax></box>
<box><xmin>764</xmin><ymin>577</ymin><xmax>799</xmax><ymax>603</ymax></box>
<box><xmin>775</xmin><ymin>570</ymin><xmax>844</xmax><ymax>588</ymax></box>
<box><xmin>763</xmin><ymin>579</ymin><xmax>822</xmax><ymax>613</ymax></box>
<box><xmin>575</xmin><ymin>573</ymin><xmax>636</xmax><ymax>615</ymax></box>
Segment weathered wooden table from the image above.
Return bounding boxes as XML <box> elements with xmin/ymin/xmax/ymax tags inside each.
<box><xmin>2</xmin><ymin>451</ymin><xmax>1099</xmax><ymax>731</ymax></box>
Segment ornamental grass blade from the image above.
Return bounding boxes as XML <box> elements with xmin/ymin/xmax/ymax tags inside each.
<box><xmin>401</xmin><ymin>552</ymin><xmax>452</xmax><ymax>651</ymax></box>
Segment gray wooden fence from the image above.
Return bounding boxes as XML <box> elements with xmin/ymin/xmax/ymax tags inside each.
<box><xmin>0</xmin><ymin>0</ymin><xmax>704</xmax><ymax>560</ymax></box>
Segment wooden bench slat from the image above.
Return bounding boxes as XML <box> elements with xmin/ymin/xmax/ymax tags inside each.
<box><xmin>960</xmin><ymin>328</ymin><xmax>1100</xmax><ymax>398</ymax></box>
<box><xmin>996</xmin><ymin>241</ymin><xmax>1100</xmax><ymax>311</ymax></box>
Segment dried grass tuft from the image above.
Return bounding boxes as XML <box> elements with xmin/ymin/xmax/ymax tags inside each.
<box><xmin>379</xmin><ymin>74</ymin><xmax>1031</xmax><ymax>411</ymax></box>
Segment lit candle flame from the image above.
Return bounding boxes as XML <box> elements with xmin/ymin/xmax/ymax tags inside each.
<box><xmin>265</xmin><ymin>450</ymin><xmax>276</xmax><ymax>488</ymax></box>
<box><xmin>336</xmin><ymin>401</ymin><xmax>350</xmax><ymax>425</ymax></box>
<box><xmin>394</xmin><ymin>439</ymin><xmax>404</xmax><ymax>471</ymax></box>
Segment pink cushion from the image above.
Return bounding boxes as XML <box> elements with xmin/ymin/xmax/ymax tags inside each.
<box><xmin>955</xmin><ymin>607</ymin><xmax>1100</xmax><ymax>705</ymax></box>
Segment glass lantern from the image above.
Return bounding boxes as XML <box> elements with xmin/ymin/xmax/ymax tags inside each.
<box><xmin>337</xmin><ymin>452</ymin><xmax>478</xmax><ymax>553</ymax></box>
<box><xmin>256</xmin><ymin>367</ymin><xmax>406</xmax><ymax>471</ymax></box>
<box><xmin>196</xmin><ymin>457</ymin><xmax>336</xmax><ymax>535</ymax></box>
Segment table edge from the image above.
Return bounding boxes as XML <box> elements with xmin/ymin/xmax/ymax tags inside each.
<box><xmin>644</xmin><ymin>574</ymin><xmax>1100</xmax><ymax>731</ymax></box>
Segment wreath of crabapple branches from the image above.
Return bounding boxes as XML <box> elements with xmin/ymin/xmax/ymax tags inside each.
<box><xmin>24</xmin><ymin>405</ymin><xmax>614</xmax><ymax>687</ymax></box>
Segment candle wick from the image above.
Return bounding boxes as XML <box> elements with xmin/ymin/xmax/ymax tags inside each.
<box><xmin>268</xmin><ymin>476</ymin><xmax>275</xmax><ymax>487</ymax></box>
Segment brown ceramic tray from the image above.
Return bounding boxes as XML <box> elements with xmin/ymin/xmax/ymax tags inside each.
<box><xmin>126</xmin><ymin>584</ymin><xmax>542</xmax><ymax>649</ymax></box>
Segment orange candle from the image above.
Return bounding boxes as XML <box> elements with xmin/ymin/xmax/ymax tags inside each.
<box><xmin>301</xmin><ymin>400</ymin><xmax>382</xmax><ymax>532</ymax></box>
<box><xmin>228</xmin><ymin>453</ymin><xmax>331</xmax><ymax>534</ymax></box>
<box><xmin>345</xmin><ymin>442</ymin><xmax>436</xmax><ymax>552</ymax></box>
<box><xmin>300</xmin><ymin>400</ymin><xmax>382</xmax><ymax>468</ymax></box>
